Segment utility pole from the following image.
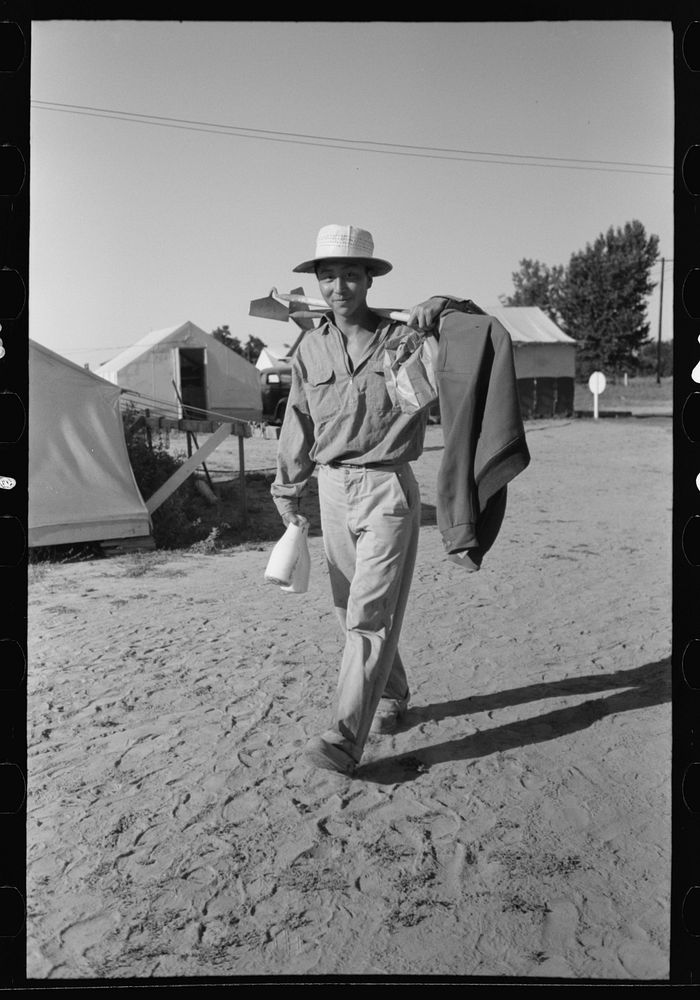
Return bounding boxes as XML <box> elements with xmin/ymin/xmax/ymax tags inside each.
<box><xmin>656</xmin><ymin>256</ymin><xmax>665</xmax><ymax>385</ymax></box>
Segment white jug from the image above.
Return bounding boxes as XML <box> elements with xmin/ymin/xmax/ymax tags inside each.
<box><xmin>264</xmin><ymin>521</ymin><xmax>310</xmax><ymax>594</ymax></box>
<box><xmin>280</xmin><ymin>526</ymin><xmax>311</xmax><ymax>594</ymax></box>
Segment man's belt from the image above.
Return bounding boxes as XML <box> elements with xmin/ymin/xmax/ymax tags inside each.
<box><xmin>325</xmin><ymin>461</ymin><xmax>403</xmax><ymax>470</ymax></box>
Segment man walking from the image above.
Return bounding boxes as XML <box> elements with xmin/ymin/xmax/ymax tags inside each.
<box><xmin>271</xmin><ymin>224</ymin><xmax>460</xmax><ymax>776</ymax></box>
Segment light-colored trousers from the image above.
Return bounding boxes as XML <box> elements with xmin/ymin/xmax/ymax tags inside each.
<box><xmin>317</xmin><ymin>462</ymin><xmax>421</xmax><ymax>762</ymax></box>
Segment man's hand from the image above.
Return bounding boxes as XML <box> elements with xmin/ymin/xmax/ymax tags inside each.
<box><xmin>282</xmin><ymin>513</ymin><xmax>308</xmax><ymax>528</ymax></box>
<box><xmin>405</xmin><ymin>296</ymin><xmax>450</xmax><ymax>331</ymax></box>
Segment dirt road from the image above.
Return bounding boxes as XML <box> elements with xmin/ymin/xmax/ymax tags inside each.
<box><xmin>27</xmin><ymin>417</ymin><xmax>672</xmax><ymax>979</ymax></box>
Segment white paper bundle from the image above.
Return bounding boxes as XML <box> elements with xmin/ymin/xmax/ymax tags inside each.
<box><xmin>383</xmin><ymin>331</ymin><xmax>439</xmax><ymax>414</ymax></box>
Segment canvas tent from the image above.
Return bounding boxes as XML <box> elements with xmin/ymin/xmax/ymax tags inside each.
<box><xmin>256</xmin><ymin>346</ymin><xmax>290</xmax><ymax>371</ymax></box>
<box><xmin>99</xmin><ymin>321</ymin><xmax>262</xmax><ymax>421</ymax></box>
<box><xmin>29</xmin><ymin>340</ymin><xmax>151</xmax><ymax>547</ymax></box>
<box><xmin>487</xmin><ymin>306</ymin><xmax>577</xmax><ymax>418</ymax></box>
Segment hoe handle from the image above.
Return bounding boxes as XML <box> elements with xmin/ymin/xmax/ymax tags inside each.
<box><xmin>271</xmin><ymin>288</ymin><xmax>409</xmax><ymax>323</ymax></box>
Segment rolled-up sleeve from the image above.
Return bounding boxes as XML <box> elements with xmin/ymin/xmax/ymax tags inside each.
<box><xmin>270</xmin><ymin>357</ymin><xmax>316</xmax><ymax>520</ymax></box>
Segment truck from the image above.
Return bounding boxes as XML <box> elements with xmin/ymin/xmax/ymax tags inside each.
<box><xmin>260</xmin><ymin>364</ymin><xmax>293</xmax><ymax>425</ymax></box>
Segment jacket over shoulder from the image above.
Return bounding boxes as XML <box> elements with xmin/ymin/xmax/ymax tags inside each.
<box><xmin>436</xmin><ymin>309</ymin><xmax>530</xmax><ymax>571</ymax></box>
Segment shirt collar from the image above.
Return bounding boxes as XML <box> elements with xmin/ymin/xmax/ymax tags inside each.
<box><xmin>319</xmin><ymin>311</ymin><xmax>395</xmax><ymax>336</ymax></box>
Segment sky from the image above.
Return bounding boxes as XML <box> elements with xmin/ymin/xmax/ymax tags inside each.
<box><xmin>28</xmin><ymin>19</ymin><xmax>674</xmax><ymax>368</ymax></box>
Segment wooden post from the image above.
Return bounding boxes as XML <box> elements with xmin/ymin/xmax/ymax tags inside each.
<box><xmin>145</xmin><ymin>421</ymin><xmax>232</xmax><ymax>515</ymax></box>
<box><xmin>174</xmin><ymin>380</ymin><xmax>213</xmax><ymax>489</ymax></box>
<box><xmin>656</xmin><ymin>256</ymin><xmax>665</xmax><ymax>385</ymax></box>
<box><xmin>187</xmin><ymin>429</ymin><xmax>215</xmax><ymax>492</ymax></box>
<box><xmin>238</xmin><ymin>434</ymin><xmax>248</xmax><ymax>527</ymax></box>
<box><xmin>145</xmin><ymin>408</ymin><xmax>153</xmax><ymax>453</ymax></box>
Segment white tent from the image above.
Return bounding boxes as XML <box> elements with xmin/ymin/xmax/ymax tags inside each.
<box><xmin>29</xmin><ymin>340</ymin><xmax>151</xmax><ymax>547</ymax></box>
<box><xmin>256</xmin><ymin>346</ymin><xmax>290</xmax><ymax>371</ymax></box>
<box><xmin>99</xmin><ymin>321</ymin><xmax>263</xmax><ymax>421</ymax></box>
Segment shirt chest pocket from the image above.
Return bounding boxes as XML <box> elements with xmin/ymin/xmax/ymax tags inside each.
<box><xmin>306</xmin><ymin>364</ymin><xmax>342</xmax><ymax>423</ymax></box>
<box><xmin>364</xmin><ymin>366</ymin><xmax>396</xmax><ymax>415</ymax></box>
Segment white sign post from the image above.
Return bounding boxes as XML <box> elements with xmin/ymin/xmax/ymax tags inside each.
<box><xmin>588</xmin><ymin>371</ymin><xmax>606</xmax><ymax>420</ymax></box>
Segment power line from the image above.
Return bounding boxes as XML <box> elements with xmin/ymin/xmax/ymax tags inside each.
<box><xmin>63</xmin><ymin>344</ymin><xmax>143</xmax><ymax>354</ymax></box>
<box><xmin>33</xmin><ymin>100</ymin><xmax>671</xmax><ymax>169</ymax></box>
<box><xmin>31</xmin><ymin>100</ymin><xmax>673</xmax><ymax>177</ymax></box>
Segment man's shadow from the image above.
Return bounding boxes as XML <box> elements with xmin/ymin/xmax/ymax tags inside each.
<box><xmin>358</xmin><ymin>657</ymin><xmax>671</xmax><ymax>784</ymax></box>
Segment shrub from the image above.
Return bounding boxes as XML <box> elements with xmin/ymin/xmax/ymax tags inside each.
<box><xmin>636</xmin><ymin>338</ymin><xmax>673</xmax><ymax>378</ymax></box>
<box><xmin>122</xmin><ymin>405</ymin><xmax>203</xmax><ymax>549</ymax></box>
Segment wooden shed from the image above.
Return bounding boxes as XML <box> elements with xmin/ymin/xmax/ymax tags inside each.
<box><xmin>488</xmin><ymin>306</ymin><xmax>577</xmax><ymax>418</ymax></box>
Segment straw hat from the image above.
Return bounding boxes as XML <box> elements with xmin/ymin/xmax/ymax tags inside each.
<box><xmin>293</xmin><ymin>224</ymin><xmax>393</xmax><ymax>276</ymax></box>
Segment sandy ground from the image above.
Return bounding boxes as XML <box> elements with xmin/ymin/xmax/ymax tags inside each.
<box><xmin>26</xmin><ymin>416</ymin><xmax>672</xmax><ymax>980</ymax></box>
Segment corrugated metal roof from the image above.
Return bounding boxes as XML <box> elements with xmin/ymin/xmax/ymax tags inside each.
<box><xmin>485</xmin><ymin>306</ymin><xmax>576</xmax><ymax>345</ymax></box>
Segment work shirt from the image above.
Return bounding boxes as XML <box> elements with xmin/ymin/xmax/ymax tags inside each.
<box><xmin>271</xmin><ymin>313</ymin><xmax>428</xmax><ymax>520</ymax></box>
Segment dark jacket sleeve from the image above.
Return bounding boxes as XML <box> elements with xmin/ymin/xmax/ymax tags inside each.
<box><xmin>435</xmin><ymin>311</ymin><xmax>530</xmax><ymax>570</ymax></box>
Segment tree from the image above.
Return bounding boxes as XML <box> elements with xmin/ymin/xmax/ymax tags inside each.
<box><xmin>242</xmin><ymin>335</ymin><xmax>267</xmax><ymax>364</ymax></box>
<box><xmin>211</xmin><ymin>325</ymin><xmax>242</xmax><ymax>354</ymax></box>
<box><xmin>499</xmin><ymin>257</ymin><xmax>565</xmax><ymax>326</ymax></box>
<box><xmin>557</xmin><ymin>221</ymin><xmax>659</xmax><ymax>378</ymax></box>
<box><xmin>637</xmin><ymin>337</ymin><xmax>673</xmax><ymax>378</ymax></box>
<box><xmin>211</xmin><ymin>326</ymin><xmax>266</xmax><ymax>363</ymax></box>
<box><xmin>500</xmin><ymin>220</ymin><xmax>659</xmax><ymax>379</ymax></box>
